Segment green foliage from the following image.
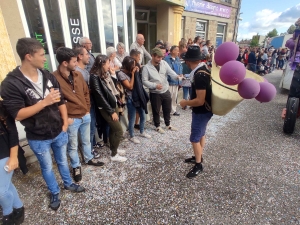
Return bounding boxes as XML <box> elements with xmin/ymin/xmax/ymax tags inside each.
<box><xmin>266</xmin><ymin>28</ymin><xmax>278</xmax><ymax>38</ymax></box>
<box><xmin>250</xmin><ymin>38</ymin><xmax>259</xmax><ymax>47</ymax></box>
<box><xmin>287</xmin><ymin>25</ymin><xmax>296</xmax><ymax>34</ymax></box>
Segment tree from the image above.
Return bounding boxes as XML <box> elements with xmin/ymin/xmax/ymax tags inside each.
<box><xmin>250</xmin><ymin>36</ymin><xmax>259</xmax><ymax>47</ymax></box>
<box><xmin>287</xmin><ymin>24</ymin><xmax>296</xmax><ymax>34</ymax></box>
<box><xmin>266</xmin><ymin>28</ymin><xmax>278</xmax><ymax>38</ymax></box>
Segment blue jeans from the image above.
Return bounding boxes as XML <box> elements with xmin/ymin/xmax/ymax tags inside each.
<box><xmin>127</xmin><ymin>98</ymin><xmax>146</xmax><ymax>138</ymax></box>
<box><xmin>67</xmin><ymin>114</ymin><xmax>93</xmax><ymax>168</ymax></box>
<box><xmin>182</xmin><ymin>87</ymin><xmax>191</xmax><ymax>100</ymax></box>
<box><xmin>248</xmin><ymin>63</ymin><xmax>256</xmax><ymax>72</ymax></box>
<box><xmin>28</xmin><ymin>131</ymin><xmax>73</xmax><ymax>194</ymax></box>
<box><xmin>90</xmin><ymin>99</ymin><xmax>97</xmax><ymax>148</ymax></box>
<box><xmin>0</xmin><ymin>158</ymin><xmax>23</xmax><ymax>216</ymax></box>
<box><xmin>278</xmin><ymin>59</ymin><xmax>284</xmax><ymax>69</ymax></box>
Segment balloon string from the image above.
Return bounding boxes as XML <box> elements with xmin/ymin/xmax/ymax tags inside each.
<box><xmin>211</xmin><ymin>78</ymin><xmax>238</xmax><ymax>92</ymax></box>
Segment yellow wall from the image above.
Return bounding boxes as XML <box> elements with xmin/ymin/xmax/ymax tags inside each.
<box><xmin>0</xmin><ymin>5</ymin><xmax>18</xmax><ymax>82</ymax></box>
<box><xmin>0</xmin><ymin>0</ymin><xmax>26</xmax><ymax>67</ymax></box>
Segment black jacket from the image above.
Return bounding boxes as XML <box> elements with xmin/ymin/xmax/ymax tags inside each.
<box><xmin>90</xmin><ymin>74</ymin><xmax>116</xmax><ymax>115</ymax></box>
<box><xmin>1</xmin><ymin>67</ymin><xmax>65</xmax><ymax>140</ymax></box>
<box><xmin>131</xmin><ymin>71</ymin><xmax>149</xmax><ymax>114</ymax></box>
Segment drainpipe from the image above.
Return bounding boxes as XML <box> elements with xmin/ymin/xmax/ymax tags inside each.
<box><xmin>233</xmin><ymin>0</ymin><xmax>242</xmax><ymax>42</ymax></box>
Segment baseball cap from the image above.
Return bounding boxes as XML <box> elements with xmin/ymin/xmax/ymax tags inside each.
<box><xmin>151</xmin><ymin>48</ymin><xmax>164</xmax><ymax>57</ymax></box>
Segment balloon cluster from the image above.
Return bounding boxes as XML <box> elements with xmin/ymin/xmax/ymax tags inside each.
<box><xmin>214</xmin><ymin>42</ymin><xmax>276</xmax><ymax>102</ymax></box>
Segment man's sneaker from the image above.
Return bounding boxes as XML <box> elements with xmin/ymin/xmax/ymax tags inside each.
<box><xmin>2</xmin><ymin>212</ymin><xmax>14</xmax><ymax>225</ymax></box>
<box><xmin>140</xmin><ymin>133</ymin><xmax>151</xmax><ymax>138</ymax></box>
<box><xmin>49</xmin><ymin>193</ymin><xmax>61</xmax><ymax>210</ymax></box>
<box><xmin>65</xmin><ymin>183</ymin><xmax>85</xmax><ymax>192</ymax></box>
<box><xmin>111</xmin><ymin>154</ymin><xmax>127</xmax><ymax>162</ymax></box>
<box><xmin>134</xmin><ymin>124</ymin><xmax>140</xmax><ymax>130</ymax></box>
<box><xmin>166</xmin><ymin>125</ymin><xmax>178</xmax><ymax>131</ymax></box>
<box><xmin>73</xmin><ymin>167</ymin><xmax>82</xmax><ymax>183</ymax></box>
<box><xmin>87</xmin><ymin>158</ymin><xmax>104</xmax><ymax>166</ymax></box>
<box><xmin>156</xmin><ymin>127</ymin><xmax>165</xmax><ymax>134</ymax></box>
<box><xmin>130</xmin><ymin>137</ymin><xmax>140</xmax><ymax>144</ymax></box>
<box><xmin>13</xmin><ymin>206</ymin><xmax>25</xmax><ymax>225</ymax></box>
<box><xmin>184</xmin><ymin>156</ymin><xmax>203</xmax><ymax>164</ymax></box>
<box><xmin>93</xmin><ymin>142</ymin><xmax>105</xmax><ymax>148</ymax></box>
<box><xmin>91</xmin><ymin>149</ymin><xmax>100</xmax><ymax>159</ymax></box>
<box><xmin>173</xmin><ymin>112</ymin><xmax>180</xmax><ymax>116</ymax></box>
<box><xmin>117</xmin><ymin>149</ymin><xmax>126</xmax><ymax>155</ymax></box>
<box><xmin>186</xmin><ymin>164</ymin><xmax>203</xmax><ymax>179</ymax></box>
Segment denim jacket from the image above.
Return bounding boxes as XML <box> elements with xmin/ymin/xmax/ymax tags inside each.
<box><xmin>164</xmin><ymin>55</ymin><xmax>183</xmax><ymax>86</ymax></box>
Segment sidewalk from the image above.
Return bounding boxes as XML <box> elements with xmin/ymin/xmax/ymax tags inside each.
<box><xmin>2</xmin><ymin>69</ymin><xmax>299</xmax><ymax>224</ymax></box>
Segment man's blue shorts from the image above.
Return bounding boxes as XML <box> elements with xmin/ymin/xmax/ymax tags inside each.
<box><xmin>190</xmin><ymin>112</ymin><xmax>213</xmax><ymax>143</ymax></box>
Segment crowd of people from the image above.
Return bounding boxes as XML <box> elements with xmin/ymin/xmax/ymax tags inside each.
<box><xmin>0</xmin><ymin>34</ymin><xmax>214</xmax><ymax>224</ymax></box>
<box><xmin>237</xmin><ymin>46</ymin><xmax>290</xmax><ymax>75</ymax></box>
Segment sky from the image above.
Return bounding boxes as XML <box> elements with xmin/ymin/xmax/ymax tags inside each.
<box><xmin>237</xmin><ymin>0</ymin><xmax>300</xmax><ymax>41</ymax></box>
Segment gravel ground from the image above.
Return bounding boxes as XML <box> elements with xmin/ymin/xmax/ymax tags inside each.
<box><xmin>1</xmin><ymin>70</ymin><xmax>300</xmax><ymax>225</ymax></box>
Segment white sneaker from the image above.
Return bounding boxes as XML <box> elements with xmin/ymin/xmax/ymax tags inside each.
<box><xmin>117</xmin><ymin>149</ymin><xmax>126</xmax><ymax>155</ymax></box>
<box><xmin>156</xmin><ymin>127</ymin><xmax>165</xmax><ymax>134</ymax></box>
<box><xmin>166</xmin><ymin>125</ymin><xmax>178</xmax><ymax>131</ymax></box>
<box><xmin>130</xmin><ymin>137</ymin><xmax>140</xmax><ymax>144</ymax></box>
<box><xmin>111</xmin><ymin>154</ymin><xmax>127</xmax><ymax>162</ymax></box>
<box><xmin>140</xmin><ymin>133</ymin><xmax>151</xmax><ymax>138</ymax></box>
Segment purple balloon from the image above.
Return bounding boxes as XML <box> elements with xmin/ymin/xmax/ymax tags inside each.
<box><xmin>214</xmin><ymin>42</ymin><xmax>239</xmax><ymax>66</ymax></box>
<box><xmin>255</xmin><ymin>82</ymin><xmax>277</xmax><ymax>102</ymax></box>
<box><xmin>286</xmin><ymin>38</ymin><xmax>295</xmax><ymax>50</ymax></box>
<box><xmin>219</xmin><ymin>61</ymin><xmax>246</xmax><ymax>85</ymax></box>
<box><xmin>238</xmin><ymin>78</ymin><xmax>260</xmax><ymax>99</ymax></box>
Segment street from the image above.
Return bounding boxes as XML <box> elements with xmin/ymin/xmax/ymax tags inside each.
<box><xmin>5</xmin><ymin>69</ymin><xmax>300</xmax><ymax>224</ymax></box>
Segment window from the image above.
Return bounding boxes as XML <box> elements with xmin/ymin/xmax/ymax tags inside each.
<box><xmin>221</xmin><ymin>0</ymin><xmax>232</xmax><ymax>4</ymax></box>
<box><xmin>85</xmin><ymin>0</ymin><xmax>101</xmax><ymax>53</ymax></box>
<box><xmin>195</xmin><ymin>19</ymin><xmax>207</xmax><ymax>40</ymax></box>
<box><xmin>216</xmin><ymin>23</ymin><xmax>227</xmax><ymax>47</ymax></box>
<box><xmin>102</xmin><ymin>0</ymin><xmax>114</xmax><ymax>48</ymax></box>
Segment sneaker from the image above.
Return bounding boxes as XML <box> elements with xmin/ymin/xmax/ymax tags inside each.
<box><xmin>173</xmin><ymin>112</ymin><xmax>180</xmax><ymax>116</ymax></box>
<box><xmin>140</xmin><ymin>133</ymin><xmax>151</xmax><ymax>138</ymax></box>
<box><xmin>184</xmin><ymin>156</ymin><xmax>203</xmax><ymax>164</ymax></box>
<box><xmin>13</xmin><ymin>206</ymin><xmax>25</xmax><ymax>225</ymax></box>
<box><xmin>156</xmin><ymin>127</ymin><xmax>165</xmax><ymax>134</ymax></box>
<box><xmin>122</xmin><ymin>137</ymin><xmax>129</xmax><ymax>142</ymax></box>
<box><xmin>92</xmin><ymin>149</ymin><xmax>100</xmax><ymax>159</ymax></box>
<box><xmin>64</xmin><ymin>183</ymin><xmax>85</xmax><ymax>192</ymax></box>
<box><xmin>117</xmin><ymin>149</ymin><xmax>126</xmax><ymax>155</ymax></box>
<box><xmin>2</xmin><ymin>212</ymin><xmax>14</xmax><ymax>225</ymax></box>
<box><xmin>72</xmin><ymin>167</ymin><xmax>82</xmax><ymax>183</ymax></box>
<box><xmin>134</xmin><ymin>124</ymin><xmax>140</xmax><ymax>130</ymax></box>
<box><xmin>87</xmin><ymin>158</ymin><xmax>105</xmax><ymax>166</ymax></box>
<box><xmin>186</xmin><ymin>164</ymin><xmax>203</xmax><ymax>179</ymax></box>
<box><xmin>111</xmin><ymin>154</ymin><xmax>127</xmax><ymax>162</ymax></box>
<box><xmin>166</xmin><ymin>125</ymin><xmax>178</xmax><ymax>131</ymax></box>
<box><xmin>49</xmin><ymin>193</ymin><xmax>61</xmax><ymax>210</ymax></box>
<box><xmin>130</xmin><ymin>137</ymin><xmax>140</xmax><ymax>144</ymax></box>
<box><xmin>93</xmin><ymin>142</ymin><xmax>104</xmax><ymax>148</ymax></box>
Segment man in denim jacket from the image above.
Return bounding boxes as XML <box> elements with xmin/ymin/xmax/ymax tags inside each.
<box><xmin>164</xmin><ymin>46</ymin><xmax>183</xmax><ymax>116</ymax></box>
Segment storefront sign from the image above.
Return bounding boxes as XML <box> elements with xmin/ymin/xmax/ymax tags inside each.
<box><xmin>34</xmin><ymin>32</ymin><xmax>50</xmax><ymax>70</ymax></box>
<box><xmin>185</xmin><ymin>0</ymin><xmax>232</xmax><ymax>19</ymax></box>
<box><xmin>69</xmin><ymin>18</ymin><xmax>82</xmax><ymax>44</ymax></box>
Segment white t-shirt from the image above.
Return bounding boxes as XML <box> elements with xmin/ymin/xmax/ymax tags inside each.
<box><xmin>23</xmin><ymin>68</ymin><xmax>44</xmax><ymax>97</ymax></box>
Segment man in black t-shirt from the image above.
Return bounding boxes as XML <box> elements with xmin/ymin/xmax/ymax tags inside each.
<box><xmin>180</xmin><ymin>46</ymin><xmax>213</xmax><ymax>179</ymax></box>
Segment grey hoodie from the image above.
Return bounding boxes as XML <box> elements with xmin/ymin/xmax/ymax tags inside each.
<box><xmin>142</xmin><ymin>60</ymin><xmax>178</xmax><ymax>94</ymax></box>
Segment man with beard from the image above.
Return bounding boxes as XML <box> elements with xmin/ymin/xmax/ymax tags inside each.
<box><xmin>53</xmin><ymin>47</ymin><xmax>104</xmax><ymax>184</ymax></box>
<box><xmin>142</xmin><ymin>48</ymin><xmax>182</xmax><ymax>133</ymax></box>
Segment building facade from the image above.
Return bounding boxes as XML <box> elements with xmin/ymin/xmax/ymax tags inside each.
<box><xmin>0</xmin><ymin>0</ymin><xmax>240</xmax><ymax>79</ymax></box>
<box><xmin>182</xmin><ymin>0</ymin><xmax>241</xmax><ymax>47</ymax></box>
